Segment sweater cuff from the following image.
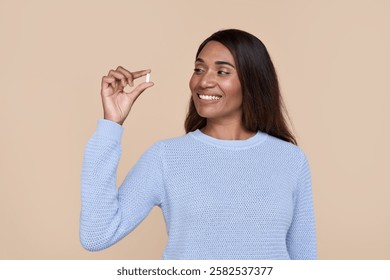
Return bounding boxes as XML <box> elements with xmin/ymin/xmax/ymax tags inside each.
<box><xmin>95</xmin><ymin>119</ymin><xmax>124</xmax><ymax>142</ymax></box>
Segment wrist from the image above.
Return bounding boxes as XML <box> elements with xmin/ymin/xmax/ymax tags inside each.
<box><xmin>103</xmin><ymin>114</ymin><xmax>124</xmax><ymax>126</ymax></box>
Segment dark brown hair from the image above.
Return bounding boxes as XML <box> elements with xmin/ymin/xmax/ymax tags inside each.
<box><xmin>184</xmin><ymin>29</ymin><xmax>297</xmax><ymax>145</ymax></box>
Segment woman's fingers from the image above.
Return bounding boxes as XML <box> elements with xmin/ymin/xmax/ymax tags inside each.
<box><xmin>131</xmin><ymin>69</ymin><xmax>151</xmax><ymax>80</ymax></box>
<box><xmin>129</xmin><ymin>81</ymin><xmax>154</xmax><ymax>103</ymax></box>
<box><xmin>101</xmin><ymin>66</ymin><xmax>153</xmax><ymax>99</ymax></box>
<box><xmin>106</xmin><ymin>67</ymin><xmax>151</xmax><ymax>88</ymax></box>
<box><xmin>116</xmin><ymin>66</ymin><xmax>134</xmax><ymax>86</ymax></box>
<box><xmin>108</xmin><ymin>69</ymin><xmax>127</xmax><ymax>87</ymax></box>
<box><xmin>101</xmin><ymin>76</ymin><xmax>115</xmax><ymax>89</ymax></box>
<box><xmin>100</xmin><ymin>67</ymin><xmax>154</xmax><ymax>125</ymax></box>
<box><xmin>116</xmin><ymin>67</ymin><xmax>151</xmax><ymax>86</ymax></box>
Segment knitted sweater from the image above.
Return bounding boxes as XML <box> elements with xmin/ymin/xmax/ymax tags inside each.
<box><xmin>80</xmin><ymin>119</ymin><xmax>317</xmax><ymax>259</ymax></box>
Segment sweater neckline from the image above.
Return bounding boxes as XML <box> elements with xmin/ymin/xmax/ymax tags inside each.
<box><xmin>189</xmin><ymin>129</ymin><xmax>268</xmax><ymax>150</ymax></box>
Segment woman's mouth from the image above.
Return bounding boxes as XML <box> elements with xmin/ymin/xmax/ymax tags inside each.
<box><xmin>197</xmin><ymin>94</ymin><xmax>222</xmax><ymax>101</ymax></box>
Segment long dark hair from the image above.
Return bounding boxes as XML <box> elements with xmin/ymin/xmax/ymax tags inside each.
<box><xmin>184</xmin><ymin>29</ymin><xmax>297</xmax><ymax>145</ymax></box>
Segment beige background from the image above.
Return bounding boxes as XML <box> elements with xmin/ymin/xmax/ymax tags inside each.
<box><xmin>1</xmin><ymin>0</ymin><xmax>389</xmax><ymax>259</ymax></box>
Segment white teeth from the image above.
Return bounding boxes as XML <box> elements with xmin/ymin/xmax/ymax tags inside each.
<box><xmin>199</xmin><ymin>94</ymin><xmax>221</xmax><ymax>100</ymax></box>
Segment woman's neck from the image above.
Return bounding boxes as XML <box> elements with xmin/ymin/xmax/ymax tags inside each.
<box><xmin>200</xmin><ymin>121</ymin><xmax>256</xmax><ymax>140</ymax></box>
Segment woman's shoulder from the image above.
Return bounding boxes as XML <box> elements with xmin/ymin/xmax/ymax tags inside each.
<box><xmin>150</xmin><ymin>132</ymin><xmax>195</xmax><ymax>150</ymax></box>
<box><xmin>264</xmin><ymin>133</ymin><xmax>307</xmax><ymax>161</ymax></box>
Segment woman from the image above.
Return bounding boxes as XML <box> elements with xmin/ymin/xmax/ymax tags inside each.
<box><xmin>80</xmin><ymin>29</ymin><xmax>317</xmax><ymax>259</ymax></box>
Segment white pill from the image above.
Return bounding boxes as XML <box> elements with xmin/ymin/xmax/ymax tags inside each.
<box><xmin>146</xmin><ymin>73</ymin><xmax>151</xmax><ymax>83</ymax></box>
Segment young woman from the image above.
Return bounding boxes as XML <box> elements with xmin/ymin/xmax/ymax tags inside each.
<box><xmin>80</xmin><ymin>29</ymin><xmax>317</xmax><ymax>259</ymax></box>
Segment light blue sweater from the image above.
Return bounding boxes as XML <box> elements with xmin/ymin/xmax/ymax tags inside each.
<box><xmin>80</xmin><ymin>119</ymin><xmax>317</xmax><ymax>259</ymax></box>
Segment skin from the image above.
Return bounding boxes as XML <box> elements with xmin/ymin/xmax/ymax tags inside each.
<box><xmin>189</xmin><ymin>41</ymin><xmax>256</xmax><ymax>140</ymax></box>
<box><xmin>101</xmin><ymin>66</ymin><xmax>154</xmax><ymax>125</ymax></box>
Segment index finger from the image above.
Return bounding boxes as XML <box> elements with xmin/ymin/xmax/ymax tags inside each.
<box><xmin>132</xmin><ymin>69</ymin><xmax>151</xmax><ymax>80</ymax></box>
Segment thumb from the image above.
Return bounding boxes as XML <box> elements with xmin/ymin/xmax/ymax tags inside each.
<box><xmin>129</xmin><ymin>82</ymin><xmax>154</xmax><ymax>103</ymax></box>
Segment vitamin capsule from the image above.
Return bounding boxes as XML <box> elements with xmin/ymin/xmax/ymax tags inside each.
<box><xmin>146</xmin><ymin>73</ymin><xmax>151</xmax><ymax>83</ymax></box>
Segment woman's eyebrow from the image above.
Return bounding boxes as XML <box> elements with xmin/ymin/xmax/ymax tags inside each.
<box><xmin>195</xmin><ymin>58</ymin><xmax>235</xmax><ymax>68</ymax></box>
<box><xmin>215</xmin><ymin>61</ymin><xmax>235</xmax><ymax>68</ymax></box>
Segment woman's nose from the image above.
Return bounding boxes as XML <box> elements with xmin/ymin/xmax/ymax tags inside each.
<box><xmin>199</xmin><ymin>71</ymin><xmax>216</xmax><ymax>88</ymax></box>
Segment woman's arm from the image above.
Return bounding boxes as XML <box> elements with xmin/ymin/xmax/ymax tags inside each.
<box><xmin>286</xmin><ymin>153</ymin><xmax>318</xmax><ymax>259</ymax></box>
<box><xmin>79</xmin><ymin>66</ymin><xmax>162</xmax><ymax>251</ymax></box>
<box><xmin>80</xmin><ymin>119</ymin><xmax>165</xmax><ymax>251</ymax></box>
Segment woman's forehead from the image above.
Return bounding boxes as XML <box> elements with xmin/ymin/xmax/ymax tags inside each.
<box><xmin>196</xmin><ymin>41</ymin><xmax>235</xmax><ymax>66</ymax></box>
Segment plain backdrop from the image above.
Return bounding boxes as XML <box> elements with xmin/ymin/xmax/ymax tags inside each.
<box><xmin>1</xmin><ymin>0</ymin><xmax>389</xmax><ymax>259</ymax></box>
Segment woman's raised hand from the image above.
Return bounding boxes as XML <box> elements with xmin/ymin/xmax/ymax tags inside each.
<box><xmin>101</xmin><ymin>66</ymin><xmax>154</xmax><ymax>125</ymax></box>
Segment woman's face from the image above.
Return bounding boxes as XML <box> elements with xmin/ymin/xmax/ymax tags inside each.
<box><xmin>189</xmin><ymin>41</ymin><xmax>243</xmax><ymax>123</ymax></box>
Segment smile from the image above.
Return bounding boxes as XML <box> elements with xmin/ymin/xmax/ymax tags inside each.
<box><xmin>198</xmin><ymin>94</ymin><xmax>222</xmax><ymax>100</ymax></box>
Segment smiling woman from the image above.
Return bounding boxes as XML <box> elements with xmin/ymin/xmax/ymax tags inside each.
<box><xmin>190</xmin><ymin>41</ymin><xmax>245</xmax><ymax>137</ymax></box>
<box><xmin>186</xmin><ymin>29</ymin><xmax>296</xmax><ymax>143</ymax></box>
<box><xmin>80</xmin><ymin>29</ymin><xmax>317</xmax><ymax>260</ymax></box>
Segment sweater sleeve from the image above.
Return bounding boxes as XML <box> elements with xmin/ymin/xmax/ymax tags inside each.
<box><xmin>286</xmin><ymin>153</ymin><xmax>317</xmax><ymax>259</ymax></box>
<box><xmin>80</xmin><ymin>119</ymin><xmax>165</xmax><ymax>251</ymax></box>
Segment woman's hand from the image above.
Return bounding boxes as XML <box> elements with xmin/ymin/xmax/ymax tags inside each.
<box><xmin>101</xmin><ymin>66</ymin><xmax>154</xmax><ymax>125</ymax></box>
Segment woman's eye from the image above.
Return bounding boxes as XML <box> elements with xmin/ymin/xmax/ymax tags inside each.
<box><xmin>218</xmin><ymin>70</ymin><xmax>230</xmax><ymax>75</ymax></box>
<box><xmin>194</xmin><ymin>68</ymin><xmax>203</xmax><ymax>74</ymax></box>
